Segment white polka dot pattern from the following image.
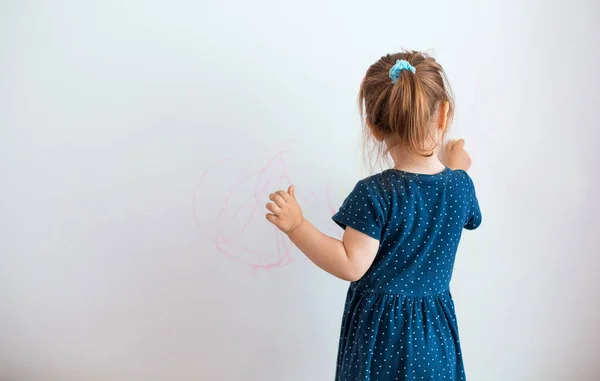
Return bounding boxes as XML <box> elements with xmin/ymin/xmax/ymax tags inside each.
<box><xmin>332</xmin><ymin>168</ymin><xmax>482</xmax><ymax>381</ymax></box>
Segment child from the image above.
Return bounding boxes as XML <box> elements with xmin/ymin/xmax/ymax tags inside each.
<box><xmin>265</xmin><ymin>51</ymin><xmax>482</xmax><ymax>381</ymax></box>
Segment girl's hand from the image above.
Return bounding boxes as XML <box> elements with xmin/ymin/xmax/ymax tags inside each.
<box><xmin>265</xmin><ymin>185</ymin><xmax>304</xmax><ymax>234</ymax></box>
<box><xmin>444</xmin><ymin>139</ymin><xmax>472</xmax><ymax>171</ymax></box>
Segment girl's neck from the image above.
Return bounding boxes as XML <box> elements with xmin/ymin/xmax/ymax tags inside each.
<box><xmin>388</xmin><ymin>146</ymin><xmax>446</xmax><ymax>175</ymax></box>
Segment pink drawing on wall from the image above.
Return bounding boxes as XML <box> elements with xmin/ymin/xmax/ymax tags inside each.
<box><xmin>193</xmin><ymin>149</ymin><xmax>344</xmax><ymax>271</ymax></box>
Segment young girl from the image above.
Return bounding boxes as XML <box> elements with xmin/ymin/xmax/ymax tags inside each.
<box><xmin>265</xmin><ymin>50</ymin><xmax>481</xmax><ymax>381</ymax></box>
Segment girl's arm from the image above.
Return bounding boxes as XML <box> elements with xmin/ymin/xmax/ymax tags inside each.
<box><xmin>266</xmin><ymin>186</ymin><xmax>379</xmax><ymax>281</ymax></box>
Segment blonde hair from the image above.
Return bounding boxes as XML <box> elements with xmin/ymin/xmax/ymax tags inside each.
<box><xmin>359</xmin><ymin>50</ymin><xmax>455</xmax><ymax>169</ymax></box>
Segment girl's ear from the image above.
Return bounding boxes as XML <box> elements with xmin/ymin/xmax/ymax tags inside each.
<box><xmin>437</xmin><ymin>101</ymin><xmax>450</xmax><ymax>132</ymax></box>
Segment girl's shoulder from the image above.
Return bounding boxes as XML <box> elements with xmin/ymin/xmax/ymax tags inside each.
<box><xmin>447</xmin><ymin>168</ymin><xmax>477</xmax><ymax>189</ymax></box>
<box><xmin>358</xmin><ymin>168</ymin><xmax>476</xmax><ymax>196</ymax></box>
<box><xmin>449</xmin><ymin>168</ymin><xmax>470</xmax><ymax>178</ymax></box>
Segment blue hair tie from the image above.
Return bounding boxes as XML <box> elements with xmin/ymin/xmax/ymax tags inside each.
<box><xmin>389</xmin><ymin>60</ymin><xmax>416</xmax><ymax>84</ymax></box>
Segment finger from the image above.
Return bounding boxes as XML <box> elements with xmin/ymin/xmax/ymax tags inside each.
<box><xmin>276</xmin><ymin>190</ymin><xmax>292</xmax><ymax>202</ymax></box>
<box><xmin>453</xmin><ymin>139</ymin><xmax>465</xmax><ymax>151</ymax></box>
<box><xmin>265</xmin><ymin>213</ymin><xmax>278</xmax><ymax>224</ymax></box>
<box><xmin>269</xmin><ymin>192</ymin><xmax>287</xmax><ymax>207</ymax></box>
<box><xmin>288</xmin><ymin>185</ymin><xmax>295</xmax><ymax>198</ymax></box>
<box><xmin>266</xmin><ymin>202</ymin><xmax>281</xmax><ymax>215</ymax></box>
<box><xmin>445</xmin><ymin>140</ymin><xmax>455</xmax><ymax>153</ymax></box>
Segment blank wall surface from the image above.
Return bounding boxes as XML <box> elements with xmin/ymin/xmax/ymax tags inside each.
<box><xmin>1</xmin><ymin>1</ymin><xmax>599</xmax><ymax>380</ymax></box>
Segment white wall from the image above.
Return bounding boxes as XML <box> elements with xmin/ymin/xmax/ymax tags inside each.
<box><xmin>1</xmin><ymin>1</ymin><xmax>598</xmax><ymax>380</ymax></box>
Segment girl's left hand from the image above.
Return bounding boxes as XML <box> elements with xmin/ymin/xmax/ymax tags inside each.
<box><xmin>444</xmin><ymin>139</ymin><xmax>472</xmax><ymax>171</ymax></box>
<box><xmin>265</xmin><ymin>185</ymin><xmax>304</xmax><ymax>234</ymax></box>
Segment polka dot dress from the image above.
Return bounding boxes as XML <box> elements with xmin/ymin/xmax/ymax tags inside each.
<box><xmin>332</xmin><ymin>168</ymin><xmax>482</xmax><ymax>381</ymax></box>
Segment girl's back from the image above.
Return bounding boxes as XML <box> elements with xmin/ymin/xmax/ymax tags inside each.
<box><xmin>333</xmin><ymin>168</ymin><xmax>481</xmax><ymax>380</ymax></box>
<box><xmin>335</xmin><ymin>168</ymin><xmax>481</xmax><ymax>296</ymax></box>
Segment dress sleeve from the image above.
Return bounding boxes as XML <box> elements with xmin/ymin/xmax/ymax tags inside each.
<box><xmin>464</xmin><ymin>175</ymin><xmax>482</xmax><ymax>230</ymax></box>
<box><xmin>332</xmin><ymin>180</ymin><xmax>384</xmax><ymax>240</ymax></box>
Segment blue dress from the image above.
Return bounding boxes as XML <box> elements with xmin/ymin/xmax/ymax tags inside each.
<box><xmin>332</xmin><ymin>168</ymin><xmax>482</xmax><ymax>381</ymax></box>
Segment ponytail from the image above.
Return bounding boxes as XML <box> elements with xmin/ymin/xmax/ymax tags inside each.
<box><xmin>359</xmin><ymin>51</ymin><xmax>454</xmax><ymax>161</ymax></box>
<box><xmin>388</xmin><ymin>68</ymin><xmax>432</xmax><ymax>156</ymax></box>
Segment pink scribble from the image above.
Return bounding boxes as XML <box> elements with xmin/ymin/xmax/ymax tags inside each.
<box><xmin>193</xmin><ymin>149</ymin><xmax>345</xmax><ymax>271</ymax></box>
<box><xmin>193</xmin><ymin>152</ymin><xmax>292</xmax><ymax>270</ymax></box>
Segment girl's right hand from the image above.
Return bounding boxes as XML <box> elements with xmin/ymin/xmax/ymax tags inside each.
<box><xmin>265</xmin><ymin>185</ymin><xmax>305</xmax><ymax>234</ymax></box>
<box><xmin>444</xmin><ymin>139</ymin><xmax>472</xmax><ymax>171</ymax></box>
